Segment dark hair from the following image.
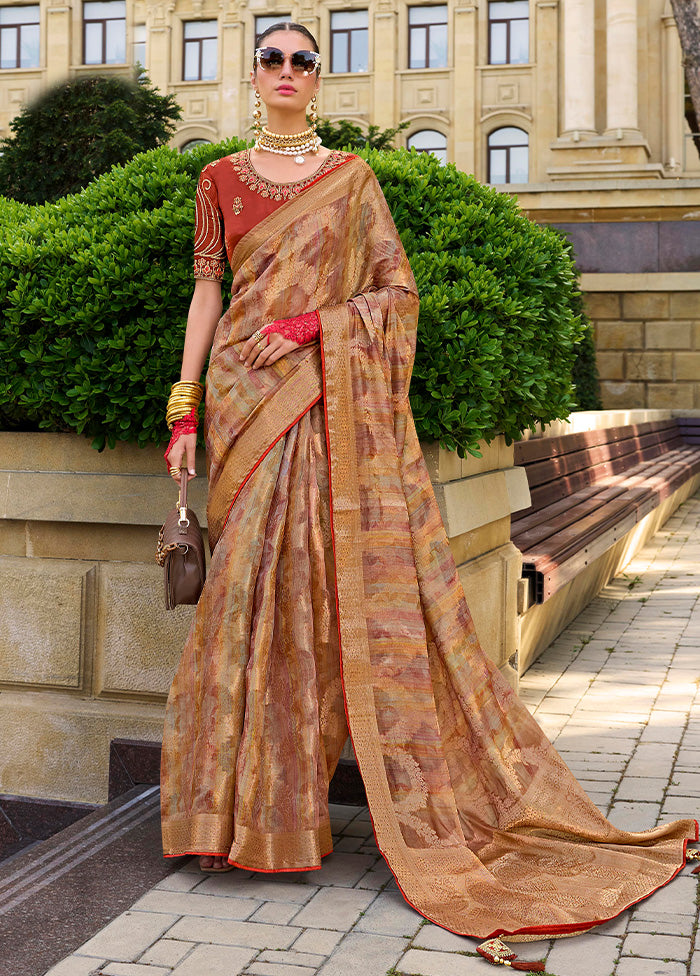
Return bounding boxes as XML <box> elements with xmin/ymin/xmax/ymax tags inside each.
<box><xmin>254</xmin><ymin>22</ymin><xmax>320</xmax><ymax>69</ymax></box>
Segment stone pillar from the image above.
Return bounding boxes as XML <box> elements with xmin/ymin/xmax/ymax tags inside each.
<box><xmin>45</xmin><ymin>0</ymin><xmax>73</xmax><ymax>86</ymax></box>
<box><xmin>372</xmin><ymin>6</ymin><xmax>398</xmax><ymax>131</ymax></box>
<box><xmin>605</xmin><ymin>0</ymin><xmax>640</xmax><ymax>134</ymax></box>
<box><xmin>220</xmin><ymin>20</ymin><xmax>242</xmax><ymax>138</ymax></box>
<box><xmin>562</xmin><ymin>0</ymin><xmax>595</xmax><ymax>136</ymax></box>
<box><xmin>147</xmin><ymin>4</ymin><xmax>171</xmax><ymax>97</ymax></box>
<box><xmin>452</xmin><ymin>1</ymin><xmax>477</xmax><ymax>174</ymax></box>
<box><xmin>533</xmin><ymin>1</ymin><xmax>560</xmax><ymax>181</ymax></box>
<box><xmin>662</xmin><ymin>10</ymin><xmax>685</xmax><ymax>173</ymax></box>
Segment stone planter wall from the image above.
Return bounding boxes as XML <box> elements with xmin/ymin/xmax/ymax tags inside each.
<box><xmin>0</xmin><ymin>431</ymin><xmax>529</xmax><ymax>805</ymax></box>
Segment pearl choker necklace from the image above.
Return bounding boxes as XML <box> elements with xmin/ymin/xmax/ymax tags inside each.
<box><xmin>254</xmin><ymin>125</ymin><xmax>321</xmax><ymax>164</ymax></box>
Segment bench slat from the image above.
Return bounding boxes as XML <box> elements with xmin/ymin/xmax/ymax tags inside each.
<box><xmin>514</xmin><ymin>419</ymin><xmax>679</xmax><ymax>466</ymax></box>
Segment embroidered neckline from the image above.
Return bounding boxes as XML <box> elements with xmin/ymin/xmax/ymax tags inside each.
<box><xmin>230</xmin><ymin>149</ymin><xmax>349</xmax><ymax>201</ymax></box>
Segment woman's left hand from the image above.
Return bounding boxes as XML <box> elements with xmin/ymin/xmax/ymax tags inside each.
<box><xmin>239</xmin><ymin>330</ymin><xmax>300</xmax><ymax>369</ymax></box>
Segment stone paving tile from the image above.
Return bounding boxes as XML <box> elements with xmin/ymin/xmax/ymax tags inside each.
<box><xmin>138</xmin><ymin>939</ymin><xmax>194</xmax><ymax>967</ymax></box>
<box><xmin>547</xmin><ymin>933</ymin><xmax>620</xmax><ymax>976</ymax></box>
<box><xmin>353</xmin><ymin>889</ymin><xmax>424</xmax><ymax>937</ymax></box>
<box><xmin>170</xmin><ymin>944</ymin><xmax>257</xmax><ymax>975</ymax></box>
<box><xmin>636</xmin><ymin>875</ymin><xmax>698</xmax><ymax>915</ymax></box>
<box><xmin>691</xmin><ymin>950</ymin><xmax>700</xmax><ymax>976</ymax></box>
<box><xmin>615</xmin><ymin>959</ymin><xmax>686</xmax><ymax>976</ymax></box>
<box><xmin>411</xmin><ymin>924</ymin><xmax>478</xmax><ymax>952</ymax></box>
<box><xmin>291</xmin><ymin>886</ymin><xmax>376</xmax><ymax>930</ymax></box>
<box><xmin>250</xmin><ymin>901</ymin><xmax>303</xmax><ymax>925</ymax></box>
<box><xmin>316</xmin><ymin>933</ymin><xmax>407</xmax><ymax>976</ymax></box>
<box><xmin>333</xmin><ymin>835</ymin><xmax>365</xmax><ymax>853</ymax></box>
<box><xmin>257</xmin><ymin>950</ymin><xmax>328</xmax><ymax>967</ymax></box>
<box><xmin>354</xmin><ymin>859</ymin><xmax>393</xmax><ymax>889</ymax></box>
<box><xmin>628</xmin><ymin>910</ymin><xmax>695</xmax><ymax>937</ymax></box>
<box><xmin>44</xmin><ymin>958</ymin><xmax>108</xmax><ymax>976</ymax></box>
<box><xmin>615</xmin><ymin>776</ymin><xmax>668</xmax><ymax>802</ymax></box>
<box><xmin>660</xmin><ymin>795</ymin><xmax>699</xmax><ymax>817</ymax></box>
<box><xmin>196</xmin><ymin>875</ymin><xmax>319</xmax><ymax>902</ymax></box>
<box><xmin>607</xmin><ymin>801</ymin><xmax>662</xmax><ymax>832</ymax></box>
<box><xmin>167</xmin><ymin>917</ymin><xmax>302</xmax><ymax>949</ymax></box>
<box><xmin>311</xmin><ymin>852</ymin><xmax>378</xmax><ymax>887</ymax></box>
<box><xmin>131</xmin><ymin>888</ymin><xmax>261</xmax><ymax>919</ymax></box>
<box><xmin>396</xmin><ymin>948</ymin><xmax>485</xmax><ymax>975</ymax></box>
<box><xmin>622</xmin><ymin>933</ymin><xmax>693</xmax><ymax>961</ymax></box>
<box><xmin>290</xmin><ymin>929</ymin><xmax>343</xmax><ymax>956</ymax></box>
<box><xmin>99</xmin><ymin>964</ymin><xmax>171</xmax><ymax>976</ymax></box>
<box><xmin>246</xmin><ymin>964</ymin><xmax>317</xmax><ymax>976</ymax></box>
<box><xmin>154</xmin><ymin>870</ymin><xmax>203</xmax><ymax>892</ymax></box>
<box><xmin>75</xmin><ymin>912</ymin><xmax>180</xmax><ymax>962</ymax></box>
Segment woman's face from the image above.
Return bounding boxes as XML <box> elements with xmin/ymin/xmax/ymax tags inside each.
<box><xmin>251</xmin><ymin>30</ymin><xmax>320</xmax><ymax>115</ymax></box>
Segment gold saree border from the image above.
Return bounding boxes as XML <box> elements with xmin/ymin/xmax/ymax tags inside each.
<box><xmin>207</xmin><ymin>346</ymin><xmax>323</xmax><ymax>547</ymax></box>
<box><xmin>163</xmin><ymin>814</ymin><xmax>333</xmax><ymax>871</ymax></box>
<box><xmin>318</xmin><ymin>303</ymin><xmax>438</xmax><ymax>917</ymax></box>
<box><xmin>230</xmin><ymin>156</ymin><xmax>364</xmax><ymax>277</ymax></box>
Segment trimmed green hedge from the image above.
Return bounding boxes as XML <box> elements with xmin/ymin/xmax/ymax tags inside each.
<box><xmin>0</xmin><ymin>139</ymin><xmax>586</xmax><ymax>455</ymax></box>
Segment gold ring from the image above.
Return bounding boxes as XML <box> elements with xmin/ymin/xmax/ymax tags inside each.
<box><xmin>169</xmin><ymin>466</ymin><xmax>181</xmax><ymax>476</ymax></box>
<box><xmin>252</xmin><ymin>330</ymin><xmax>265</xmax><ymax>343</ymax></box>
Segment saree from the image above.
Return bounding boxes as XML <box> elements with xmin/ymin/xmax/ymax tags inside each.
<box><xmin>161</xmin><ymin>155</ymin><xmax>697</xmax><ymax>940</ymax></box>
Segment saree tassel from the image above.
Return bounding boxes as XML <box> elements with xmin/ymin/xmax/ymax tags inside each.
<box><xmin>477</xmin><ymin>938</ymin><xmax>547</xmax><ymax>971</ymax></box>
<box><xmin>686</xmin><ymin>848</ymin><xmax>700</xmax><ymax>873</ymax></box>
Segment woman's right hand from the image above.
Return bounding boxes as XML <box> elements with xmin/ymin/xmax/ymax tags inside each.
<box><xmin>166</xmin><ymin>431</ymin><xmax>197</xmax><ymax>482</ymax></box>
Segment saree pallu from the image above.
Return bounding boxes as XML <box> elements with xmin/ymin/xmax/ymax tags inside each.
<box><xmin>161</xmin><ymin>156</ymin><xmax>697</xmax><ymax>940</ymax></box>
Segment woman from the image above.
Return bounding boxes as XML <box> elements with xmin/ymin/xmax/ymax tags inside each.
<box><xmin>162</xmin><ymin>22</ymin><xmax>697</xmax><ymax>953</ymax></box>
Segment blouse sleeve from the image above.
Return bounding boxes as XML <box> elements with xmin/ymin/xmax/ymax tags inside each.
<box><xmin>193</xmin><ymin>169</ymin><xmax>226</xmax><ymax>281</ymax></box>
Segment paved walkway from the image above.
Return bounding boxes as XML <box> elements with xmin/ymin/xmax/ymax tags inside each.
<box><xmin>45</xmin><ymin>493</ymin><xmax>700</xmax><ymax>976</ymax></box>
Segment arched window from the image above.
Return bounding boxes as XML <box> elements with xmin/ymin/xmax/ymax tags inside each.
<box><xmin>180</xmin><ymin>139</ymin><xmax>212</xmax><ymax>153</ymax></box>
<box><xmin>487</xmin><ymin>126</ymin><xmax>528</xmax><ymax>183</ymax></box>
<box><xmin>407</xmin><ymin>129</ymin><xmax>447</xmax><ymax>165</ymax></box>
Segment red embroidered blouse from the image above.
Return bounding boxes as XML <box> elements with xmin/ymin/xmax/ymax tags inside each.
<box><xmin>193</xmin><ymin>149</ymin><xmax>353</xmax><ymax>282</ymax></box>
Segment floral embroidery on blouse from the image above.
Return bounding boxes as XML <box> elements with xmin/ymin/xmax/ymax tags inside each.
<box><xmin>231</xmin><ymin>149</ymin><xmax>348</xmax><ymax>201</ymax></box>
<box><xmin>233</xmin><ymin>196</ymin><xmax>243</xmax><ymax>215</ymax></box>
<box><xmin>194</xmin><ymin>256</ymin><xmax>225</xmax><ymax>280</ymax></box>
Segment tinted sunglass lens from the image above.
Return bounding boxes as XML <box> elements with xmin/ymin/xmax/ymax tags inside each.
<box><xmin>259</xmin><ymin>47</ymin><xmax>284</xmax><ymax>69</ymax></box>
<box><xmin>291</xmin><ymin>51</ymin><xmax>318</xmax><ymax>73</ymax></box>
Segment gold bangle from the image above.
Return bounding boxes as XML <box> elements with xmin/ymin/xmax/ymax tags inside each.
<box><xmin>166</xmin><ymin>381</ymin><xmax>204</xmax><ymax>429</ymax></box>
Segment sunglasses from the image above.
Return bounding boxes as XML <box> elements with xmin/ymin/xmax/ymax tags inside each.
<box><xmin>254</xmin><ymin>46</ymin><xmax>321</xmax><ymax>75</ymax></box>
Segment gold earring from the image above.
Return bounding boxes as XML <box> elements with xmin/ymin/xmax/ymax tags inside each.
<box><xmin>253</xmin><ymin>90</ymin><xmax>262</xmax><ymax>136</ymax></box>
<box><xmin>309</xmin><ymin>93</ymin><xmax>318</xmax><ymax>134</ymax></box>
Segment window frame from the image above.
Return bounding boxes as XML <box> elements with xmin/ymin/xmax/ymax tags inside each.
<box><xmin>182</xmin><ymin>19</ymin><xmax>218</xmax><ymax>82</ymax></box>
<box><xmin>0</xmin><ymin>4</ymin><xmax>40</xmax><ymax>70</ymax></box>
<box><xmin>407</xmin><ymin>4</ymin><xmax>447</xmax><ymax>70</ymax></box>
<box><xmin>254</xmin><ymin>13</ymin><xmax>292</xmax><ymax>41</ymax></box>
<box><xmin>82</xmin><ymin>1</ymin><xmax>126</xmax><ymax>66</ymax></box>
<box><xmin>487</xmin><ymin>1</ymin><xmax>529</xmax><ymax>66</ymax></box>
<box><xmin>329</xmin><ymin>9</ymin><xmax>369</xmax><ymax>74</ymax></box>
<box><xmin>132</xmin><ymin>22</ymin><xmax>146</xmax><ymax>68</ymax></box>
<box><xmin>407</xmin><ymin>128</ymin><xmax>448</xmax><ymax>165</ymax></box>
<box><xmin>486</xmin><ymin>126</ymin><xmax>528</xmax><ymax>184</ymax></box>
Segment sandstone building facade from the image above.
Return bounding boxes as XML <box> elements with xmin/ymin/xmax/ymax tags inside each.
<box><xmin>1</xmin><ymin>0</ymin><xmax>699</xmax><ymax>408</ymax></box>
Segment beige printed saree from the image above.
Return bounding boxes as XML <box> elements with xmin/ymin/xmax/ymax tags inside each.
<box><xmin>161</xmin><ymin>156</ymin><xmax>697</xmax><ymax>940</ymax></box>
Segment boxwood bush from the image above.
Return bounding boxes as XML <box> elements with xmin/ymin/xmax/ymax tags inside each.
<box><xmin>0</xmin><ymin>139</ymin><xmax>586</xmax><ymax>455</ymax></box>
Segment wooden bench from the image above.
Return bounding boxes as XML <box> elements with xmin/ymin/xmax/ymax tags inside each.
<box><xmin>511</xmin><ymin>418</ymin><xmax>700</xmax><ymax>608</ymax></box>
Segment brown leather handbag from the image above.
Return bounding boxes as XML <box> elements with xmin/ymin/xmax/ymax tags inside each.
<box><xmin>156</xmin><ymin>470</ymin><xmax>206</xmax><ymax>609</ymax></box>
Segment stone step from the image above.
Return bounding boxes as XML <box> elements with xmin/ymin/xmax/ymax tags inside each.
<box><xmin>0</xmin><ymin>785</ymin><xmax>185</xmax><ymax>976</ymax></box>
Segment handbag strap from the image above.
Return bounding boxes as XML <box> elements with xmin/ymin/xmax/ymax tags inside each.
<box><xmin>178</xmin><ymin>469</ymin><xmax>190</xmax><ymax>532</ymax></box>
